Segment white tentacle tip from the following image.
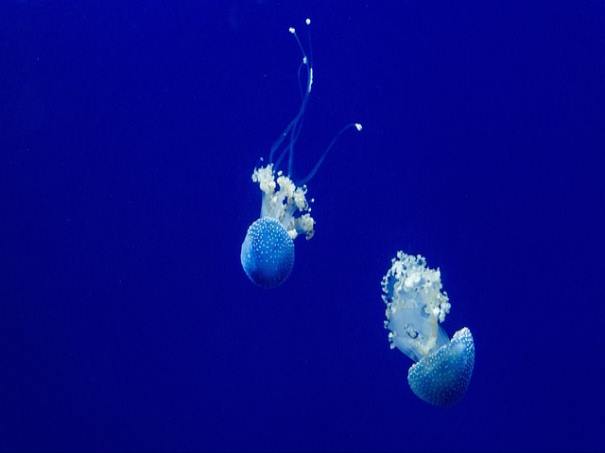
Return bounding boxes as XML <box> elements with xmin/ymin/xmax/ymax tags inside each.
<box><xmin>288</xmin><ymin>27</ymin><xmax>296</xmax><ymax>34</ymax></box>
<box><xmin>354</xmin><ymin>123</ymin><xmax>363</xmax><ymax>131</ymax></box>
<box><xmin>305</xmin><ymin>18</ymin><xmax>311</xmax><ymax>25</ymax></box>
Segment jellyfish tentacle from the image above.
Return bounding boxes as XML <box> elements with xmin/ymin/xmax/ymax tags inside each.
<box><xmin>286</xmin><ymin>20</ymin><xmax>313</xmax><ymax>177</ymax></box>
<box><xmin>269</xmin><ymin>111</ymin><xmax>302</xmax><ymax>166</ymax></box>
<box><xmin>268</xmin><ymin>19</ymin><xmax>313</xmax><ymax>169</ymax></box>
<box><xmin>298</xmin><ymin>122</ymin><xmax>363</xmax><ymax>186</ymax></box>
<box><xmin>296</xmin><ymin>62</ymin><xmax>307</xmax><ymax>99</ymax></box>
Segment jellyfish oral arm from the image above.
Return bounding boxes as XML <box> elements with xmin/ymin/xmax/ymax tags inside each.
<box><xmin>252</xmin><ymin>164</ymin><xmax>315</xmax><ymax>240</ymax></box>
<box><xmin>382</xmin><ymin>252</ymin><xmax>451</xmax><ymax>362</ymax></box>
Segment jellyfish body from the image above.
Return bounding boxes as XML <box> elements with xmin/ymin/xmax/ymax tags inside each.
<box><xmin>407</xmin><ymin>327</ymin><xmax>475</xmax><ymax>406</ymax></box>
<box><xmin>241</xmin><ymin>18</ymin><xmax>361</xmax><ymax>288</ymax></box>
<box><xmin>381</xmin><ymin>252</ymin><xmax>475</xmax><ymax>406</ymax></box>
<box><xmin>240</xmin><ymin>167</ymin><xmax>313</xmax><ymax>288</ymax></box>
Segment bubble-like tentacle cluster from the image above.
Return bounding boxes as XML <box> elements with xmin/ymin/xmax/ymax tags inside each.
<box><xmin>381</xmin><ymin>252</ymin><xmax>451</xmax><ymax>362</ymax></box>
<box><xmin>252</xmin><ymin>164</ymin><xmax>315</xmax><ymax>240</ymax></box>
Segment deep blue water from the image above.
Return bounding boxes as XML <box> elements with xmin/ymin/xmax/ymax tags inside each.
<box><xmin>2</xmin><ymin>0</ymin><xmax>605</xmax><ymax>451</ymax></box>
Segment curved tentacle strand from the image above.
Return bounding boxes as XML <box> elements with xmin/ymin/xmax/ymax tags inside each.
<box><xmin>268</xmin><ymin>19</ymin><xmax>313</xmax><ymax>169</ymax></box>
<box><xmin>298</xmin><ymin>122</ymin><xmax>362</xmax><ymax>186</ymax></box>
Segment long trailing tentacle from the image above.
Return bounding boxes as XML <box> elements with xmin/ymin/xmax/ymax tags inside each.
<box><xmin>286</xmin><ymin>19</ymin><xmax>313</xmax><ymax>177</ymax></box>
<box><xmin>268</xmin><ymin>19</ymin><xmax>313</xmax><ymax>173</ymax></box>
<box><xmin>268</xmin><ymin>112</ymin><xmax>301</xmax><ymax>165</ymax></box>
<box><xmin>269</xmin><ymin>18</ymin><xmax>362</xmax><ymax>184</ymax></box>
<box><xmin>297</xmin><ymin>122</ymin><xmax>363</xmax><ymax>186</ymax></box>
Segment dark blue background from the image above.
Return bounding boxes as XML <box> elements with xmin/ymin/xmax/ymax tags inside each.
<box><xmin>2</xmin><ymin>0</ymin><xmax>604</xmax><ymax>451</ymax></box>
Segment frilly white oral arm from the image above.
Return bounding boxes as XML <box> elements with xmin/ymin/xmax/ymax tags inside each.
<box><xmin>381</xmin><ymin>252</ymin><xmax>451</xmax><ymax>362</ymax></box>
<box><xmin>252</xmin><ymin>164</ymin><xmax>315</xmax><ymax>240</ymax></box>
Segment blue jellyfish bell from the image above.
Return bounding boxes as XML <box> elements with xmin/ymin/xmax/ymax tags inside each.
<box><xmin>241</xmin><ymin>18</ymin><xmax>362</xmax><ymax>289</ymax></box>
<box><xmin>381</xmin><ymin>252</ymin><xmax>475</xmax><ymax>406</ymax></box>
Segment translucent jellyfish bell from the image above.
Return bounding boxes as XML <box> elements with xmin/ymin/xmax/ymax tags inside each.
<box><xmin>381</xmin><ymin>252</ymin><xmax>475</xmax><ymax>406</ymax></box>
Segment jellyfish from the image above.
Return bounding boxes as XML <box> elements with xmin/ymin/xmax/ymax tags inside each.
<box><xmin>381</xmin><ymin>251</ymin><xmax>475</xmax><ymax>406</ymax></box>
<box><xmin>241</xmin><ymin>19</ymin><xmax>362</xmax><ymax>289</ymax></box>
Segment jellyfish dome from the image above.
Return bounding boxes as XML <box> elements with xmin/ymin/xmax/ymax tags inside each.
<box><xmin>381</xmin><ymin>251</ymin><xmax>475</xmax><ymax>406</ymax></box>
